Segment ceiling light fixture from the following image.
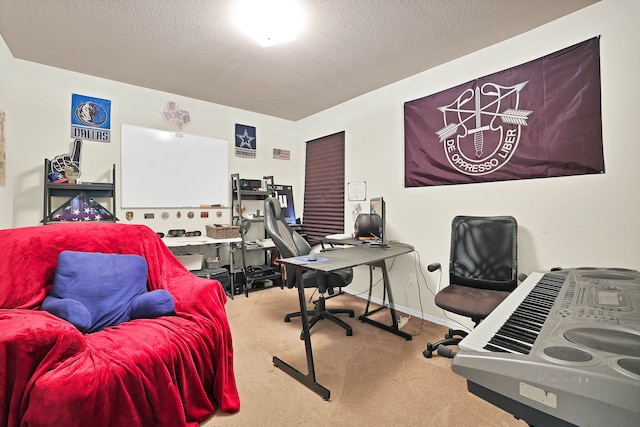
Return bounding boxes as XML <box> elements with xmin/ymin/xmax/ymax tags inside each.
<box><xmin>235</xmin><ymin>0</ymin><xmax>305</xmax><ymax>47</ymax></box>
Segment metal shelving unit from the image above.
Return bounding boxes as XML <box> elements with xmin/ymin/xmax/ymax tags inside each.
<box><xmin>43</xmin><ymin>159</ymin><xmax>117</xmax><ymax>224</ymax></box>
<box><xmin>230</xmin><ymin>173</ymin><xmax>282</xmax><ymax>296</ymax></box>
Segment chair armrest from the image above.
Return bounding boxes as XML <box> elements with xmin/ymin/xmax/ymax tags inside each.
<box><xmin>0</xmin><ymin>309</ymin><xmax>85</xmax><ymax>425</ymax></box>
<box><xmin>0</xmin><ymin>309</ymin><xmax>85</xmax><ymax>357</ymax></box>
<box><xmin>427</xmin><ymin>263</ymin><xmax>444</xmax><ymax>293</ymax></box>
<box><xmin>164</xmin><ymin>275</ymin><xmax>228</xmax><ymax>315</ymax></box>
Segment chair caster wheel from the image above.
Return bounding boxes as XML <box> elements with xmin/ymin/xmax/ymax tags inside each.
<box><xmin>346</xmin><ymin>330</ymin><xmax>353</xmax><ymax>336</ymax></box>
<box><xmin>424</xmin><ymin>342</ymin><xmax>435</xmax><ymax>358</ymax></box>
<box><xmin>349</xmin><ymin>312</ymin><xmax>355</xmax><ymax>318</ymax></box>
<box><xmin>284</xmin><ymin>317</ymin><xmax>291</xmax><ymax>323</ymax></box>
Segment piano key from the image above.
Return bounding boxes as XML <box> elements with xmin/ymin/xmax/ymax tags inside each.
<box><xmin>487</xmin><ymin>335</ymin><xmax>531</xmax><ymax>354</ymax></box>
<box><xmin>483</xmin><ymin>343</ymin><xmax>508</xmax><ymax>352</ymax></box>
<box><xmin>459</xmin><ymin>272</ymin><xmax>568</xmax><ymax>353</ymax></box>
<box><xmin>498</xmin><ymin>324</ymin><xmax>538</xmax><ymax>343</ymax></box>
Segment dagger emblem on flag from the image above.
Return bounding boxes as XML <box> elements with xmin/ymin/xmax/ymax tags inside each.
<box><xmin>436</xmin><ymin>81</ymin><xmax>532</xmax><ymax>149</ymax></box>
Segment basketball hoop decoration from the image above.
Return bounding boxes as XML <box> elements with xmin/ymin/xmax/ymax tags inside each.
<box><xmin>50</xmin><ymin>139</ymin><xmax>82</xmax><ymax>183</ymax></box>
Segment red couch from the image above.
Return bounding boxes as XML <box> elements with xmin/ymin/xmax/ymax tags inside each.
<box><xmin>0</xmin><ymin>222</ymin><xmax>240</xmax><ymax>426</ymax></box>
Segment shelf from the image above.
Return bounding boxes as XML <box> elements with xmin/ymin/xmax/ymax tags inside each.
<box><xmin>232</xmin><ymin>216</ymin><xmax>266</xmax><ymax>222</ymax></box>
<box><xmin>235</xmin><ymin>190</ymin><xmax>271</xmax><ymax>198</ymax></box>
<box><xmin>43</xmin><ymin>159</ymin><xmax>117</xmax><ymax>224</ymax></box>
<box><xmin>247</xmin><ymin>271</ymin><xmax>281</xmax><ymax>282</ymax></box>
<box><xmin>230</xmin><ymin>173</ymin><xmax>277</xmax><ymax>294</ymax></box>
<box><xmin>243</xmin><ymin>271</ymin><xmax>282</xmax><ymax>296</ymax></box>
<box><xmin>46</xmin><ymin>182</ymin><xmax>114</xmax><ymax>196</ymax></box>
<box><xmin>244</xmin><ymin>245</ymin><xmax>276</xmax><ymax>251</ymax></box>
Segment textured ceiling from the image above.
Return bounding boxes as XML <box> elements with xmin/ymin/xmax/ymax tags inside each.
<box><xmin>0</xmin><ymin>0</ymin><xmax>599</xmax><ymax>121</ymax></box>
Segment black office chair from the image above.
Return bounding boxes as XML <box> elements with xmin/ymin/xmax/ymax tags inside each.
<box><xmin>424</xmin><ymin>215</ymin><xmax>518</xmax><ymax>358</ymax></box>
<box><xmin>263</xmin><ymin>197</ymin><xmax>355</xmax><ymax>337</ymax></box>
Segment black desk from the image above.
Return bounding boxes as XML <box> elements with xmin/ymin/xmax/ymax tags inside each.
<box><xmin>273</xmin><ymin>241</ymin><xmax>414</xmax><ymax>400</ymax></box>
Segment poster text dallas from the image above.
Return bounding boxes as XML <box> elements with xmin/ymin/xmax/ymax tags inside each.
<box><xmin>72</xmin><ymin>127</ymin><xmax>110</xmax><ymax>141</ymax></box>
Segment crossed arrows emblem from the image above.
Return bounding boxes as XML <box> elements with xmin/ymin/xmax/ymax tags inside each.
<box><xmin>436</xmin><ymin>81</ymin><xmax>532</xmax><ymax>157</ymax></box>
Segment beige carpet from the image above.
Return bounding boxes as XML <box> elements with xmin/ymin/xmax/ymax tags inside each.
<box><xmin>203</xmin><ymin>287</ymin><xmax>526</xmax><ymax>427</ymax></box>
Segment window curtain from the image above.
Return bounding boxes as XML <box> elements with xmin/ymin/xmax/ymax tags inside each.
<box><xmin>303</xmin><ymin>132</ymin><xmax>345</xmax><ymax>244</ymax></box>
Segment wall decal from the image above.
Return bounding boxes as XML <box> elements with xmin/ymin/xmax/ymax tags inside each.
<box><xmin>273</xmin><ymin>148</ymin><xmax>290</xmax><ymax>160</ymax></box>
<box><xmin>160</xmin><ymin>101</ymin><xmax>190</xmax><ymax>130</ymax></box>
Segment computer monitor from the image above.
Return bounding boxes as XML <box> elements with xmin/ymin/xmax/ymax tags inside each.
<box><xmin>369</xmin><ymin>197</ymin><xmax>386</xmax><ymax>246</ymax></box>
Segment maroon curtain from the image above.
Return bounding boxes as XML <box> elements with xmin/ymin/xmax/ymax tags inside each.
<box><xmin>405</xmin><ymin>37</ymin><xmax>603</xmax><ymax>187</ymax></box>
<box><xmin>303</xmin><ymin>132</ymin><xmax>345</xmax><ymax>244</ymax></box>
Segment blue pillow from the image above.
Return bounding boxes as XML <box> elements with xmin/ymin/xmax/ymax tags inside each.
<box><xmin>131</xmin><ymin>290</ymin><xmax>175</xmax><ymax>319</ymax></box>
<box><xmin>42</xmin><ymin>251</ymin><xmax>175</xmax><ymax>333</ymax></box>
<box><xmin>41</xmin><ymin>297</ymin><xmax>92</xmax><ymax>333</ymax></box>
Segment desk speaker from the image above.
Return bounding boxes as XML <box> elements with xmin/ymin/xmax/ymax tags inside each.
<box><xmin>354</xmin><ymin>213</ymin><xmax>382</xmax><ymax>238</ymax></box>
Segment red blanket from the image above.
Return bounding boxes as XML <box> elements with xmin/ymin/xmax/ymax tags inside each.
<box><xmin>0</xmin><ymin>223</ymin><xmax>240</xmax><ymax>426</ymax></box>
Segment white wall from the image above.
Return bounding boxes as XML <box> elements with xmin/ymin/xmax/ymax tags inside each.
<box><xmin>0</xmin><ymin>35</ymin><xmax>13</xmax><ymax>228</ymax></box>
<box><xmin>297</xmin><ymin>0</ymin><xmax>640</xmax><ymax>328</ymax></box>
<box><xmin>6</xmin><ymin>59</ymin><xmax>302</xmax><ymax>232</ymax></box>
<box><xmin>1</xmin><ymin>0</ymin><xmax>637</xmax><ymax>330</ymax></box>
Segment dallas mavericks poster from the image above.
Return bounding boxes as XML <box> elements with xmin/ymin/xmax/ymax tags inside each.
<box><xmin>71</xmin><ymin>93</ymin><xmax>111</xmax><ymax>142</ymax></box>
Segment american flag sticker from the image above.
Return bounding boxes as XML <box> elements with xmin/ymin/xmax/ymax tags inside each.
<box><xmin>273</xmin><ymin>148</ymin><xmax>290</xmax><ymax>160</ymax></box>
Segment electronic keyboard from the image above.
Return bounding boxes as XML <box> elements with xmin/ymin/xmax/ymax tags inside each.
<box><xmin>451</xmin><ymin>268</ymin><xmax>640</xmax><ymax>427</ymax></box>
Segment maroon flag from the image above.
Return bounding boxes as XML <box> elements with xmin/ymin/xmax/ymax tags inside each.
<box><xmin>404</xmin><ymin>37</ymin><xmax>603</xmax><ymax>187</ymax></box>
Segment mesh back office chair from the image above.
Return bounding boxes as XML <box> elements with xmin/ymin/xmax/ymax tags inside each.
<box><xmin>424</xmin><ymin>215</ymin><xmax>518</xmax><ymax>359</ymax></box>
<box><xmin>263</xmin><ymin>197</ymin><xmax>355</xmax><ymax>336</ymax></box>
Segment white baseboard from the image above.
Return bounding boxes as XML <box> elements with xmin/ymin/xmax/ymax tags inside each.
<box><xmin>343</xmin><ymin>288</ymin><xmax>471</xmax><ymax>333</ymax></box>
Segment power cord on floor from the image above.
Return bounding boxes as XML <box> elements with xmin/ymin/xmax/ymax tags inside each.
<box><xmin>398</xmin><ymin>249</ymin><xmax>472</xmax><ymax>337</ymax></box>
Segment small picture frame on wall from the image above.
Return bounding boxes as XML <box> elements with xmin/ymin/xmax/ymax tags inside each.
<box><xmin>348</xmin><ymin>181</ymin><xmax>366</xmax><ymax>201</ymax></box>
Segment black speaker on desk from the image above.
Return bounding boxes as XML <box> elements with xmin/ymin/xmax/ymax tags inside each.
<box><xmin>353</xmin><ymin>213</ymin><xmax>382</xmax><ymax>239</ymax></box>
